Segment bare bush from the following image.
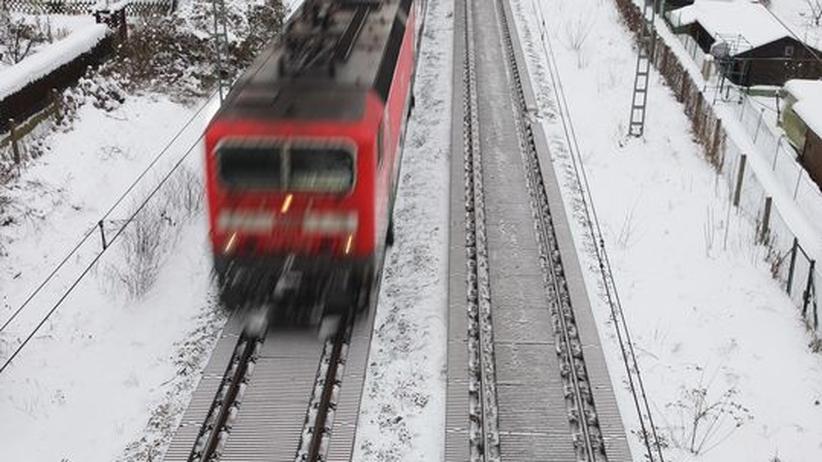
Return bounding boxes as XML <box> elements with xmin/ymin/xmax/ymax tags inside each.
<box><xmin>563</xmin><ymin>14</ymin><xmax>596</xmax><ymax>68</ymax></box>
<box><xmin>665</xmin><ymin>373</ymin><xmax>753</xmax><ymax>455</ymax></box>
<box><xmin>0</xmin><ymin>10</ymin><xmax>48</xmax><ymax>65</ymax></box>
<box><xmin>703</xmin><ymin>205</ymin><xmax>718</xmax><ymax>257</ymax></box>
<box><xmin>106</xmin><ymin>202</ymin><xmax>172</xmax><ymax>298</ymax></box>
<box><xmin>162</xmin><ymin>165</ymin><xmax>204</xmax><ymax>220</ymax></box>
<box><xmin>806</xmin><ymin>0</ymin><xmax>822</xmax><ymax>26</ymax></box>
<box><xmin>102</xmin><ymin>165</ymin><xmax>204</xmax><ymax>299</ymax></box>
<box><xmin>616</xmin><ymin>199</ymin><xmax>640</xmax><ymax>249</ymax></box>
<box><xmin>111</xmin><ymin>0</ymin><xmax>286</xmax><ymax>98</ymax></box>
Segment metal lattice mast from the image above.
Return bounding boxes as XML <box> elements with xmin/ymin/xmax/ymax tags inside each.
<box><xmin>628</xmin><ymin>0</ymin><xmax>658</xmax><ymax>137</ymax></box>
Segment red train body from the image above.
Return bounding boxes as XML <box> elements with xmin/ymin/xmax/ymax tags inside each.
<box><xmin>204</xmin><ymin>0</ymin><xmax>419</xmax><ymax>315</ymax></box>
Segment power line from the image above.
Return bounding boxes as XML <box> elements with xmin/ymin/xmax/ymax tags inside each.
<box><xmin>762</xmin><ymin>5</ymin><xmax>822</xmax><ymax>67</ymax></box>
<box><xmin>0</xmin><ymin>90</ymin><xmax>218</xmax><ymax>335</ymax></box>
<box><xmin>529</xmin><ymin>0</ymin><xmax>666</xmax><ymax>459</ymax></box>
<box><xmin>0</xmin><ymin>40</ymin><xmax>282</xmax><ymax>376</ymax></box>
<box><xmin>0</xmin><ymin>132</ymin><xmax>204</xmax><ymax>375</ymax></box>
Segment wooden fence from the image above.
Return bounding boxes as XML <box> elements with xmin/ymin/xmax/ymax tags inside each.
<box><xmin>613</xmin><ymin>0</ymin><xmax>819</xmax><ymax>334</ymax></box>
<box><xmin>0</xmin><ymin>90</ymin><xmax>62</xmax><ymax>165</ymax></box>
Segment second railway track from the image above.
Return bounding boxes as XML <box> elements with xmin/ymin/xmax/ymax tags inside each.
<box><xmin>447</xmin><ymin>0</ymin><xmax>632</xmax><ymax>460</ymax></box>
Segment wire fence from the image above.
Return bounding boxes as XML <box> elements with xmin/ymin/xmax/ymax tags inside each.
<box><xmin>732</xmin><ymin>94</ymin><xmax>822</xmax><ymax>223</ymax></box>
<box><xmin>614</xmin><ymin>0</ymin><xmax>820</xmax><ymax>336</ymax></box>
<box><xmin>675</xmin><ymin>33</ymin><xmax>715</xmax><ymax>80</ymax></box>
<box><xmin>1</xmin><ymin>0</ymin><xmax>175</xmax><ymax>16</ymax></box>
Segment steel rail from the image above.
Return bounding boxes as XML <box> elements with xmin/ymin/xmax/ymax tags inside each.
<box><xmin>489</xmin><ymin>0</ymin><xmax>606</xmax><ymax>459</ymax></box>
<box><xmin>187</xmin><ymin>334</ymin><xmax>260</xmax><ymax>462</ymax></box>
<box><xmin>461</xmin><ymin>0</ymin><xmax>502</xmax><ymax>460</ymax></box>
<box><xmin>304</xmin><ymin>313</ymin><xmax>350</xmax><ymax>462</ymax></box>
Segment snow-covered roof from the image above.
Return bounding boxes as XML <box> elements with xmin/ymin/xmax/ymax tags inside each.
<box><xmin>785</xmin><ymin>79</ymin><xmax>822</xmax><ymax>136</ymax></box>
<box><xmin>668</xmin><ymin>0</ymin><xmax>791</xmax><ymax>52</ymax></box>
<box><xmin>0</xmin><ymin>24</ymin><xmax>109</xmax><ymax>101</ymax></box>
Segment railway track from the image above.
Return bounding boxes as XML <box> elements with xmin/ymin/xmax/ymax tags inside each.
<box><xmin>164</xmin><ymin>305</ymin><xmax>372</xmax><ymax>462</ymax></box>
<box><xmin>447</xmin><ymin>0</ymin><xmax>631</xmax><ymax>460</ymax></box>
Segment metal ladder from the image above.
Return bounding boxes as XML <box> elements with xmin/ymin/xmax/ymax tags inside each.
<box><xmin>628</xmin><ymin>0</ymin><xmax>657</xmax><ymax>137</ymax></box>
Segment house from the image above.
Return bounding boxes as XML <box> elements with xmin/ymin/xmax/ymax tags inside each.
<box><xmin>781</xmin><ymin>79</ymin><xmax>822</xmax><ymax>189</ymax></box>
<box><xmin>668</xmin><ymin>0</ymin><xmax>822</xmax><ymax>86</ymax></box>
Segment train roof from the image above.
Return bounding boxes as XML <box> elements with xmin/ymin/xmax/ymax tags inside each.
<box><xmin>217</xmin><ymin>0</ymin><xmax>413</xmax><ymax>122</ymax></box>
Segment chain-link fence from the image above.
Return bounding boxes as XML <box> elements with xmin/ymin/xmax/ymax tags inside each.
<box><xmin>614</xmin><ymin>0</ymin><xmax>820</xmax><ymax>335</ymax></box>
<box><xmin>1</xmin><ymin>0</ymin><xmax>175</xmax><ymax>16</ymax></box>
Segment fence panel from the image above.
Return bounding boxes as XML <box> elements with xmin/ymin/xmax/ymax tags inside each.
<box><xmin>2</xmin><ymin>0</ymin><xmax>174</xmax><ymax>15</ymax></box>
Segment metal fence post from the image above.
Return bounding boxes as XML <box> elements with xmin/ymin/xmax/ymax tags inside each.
<box><xmin>753</xmin><ymin>107</ymin><xmax>765</xmax><ymax>143</ymax></box>
<box><xmin>760</xmin><ymin>196</ymin><xmax>772</xmax><ymax>244</ymax></box>
<box><xmin>98</xmin><ymin>220</ymin><xmax>107</xmax><ymax>250</ymax></box>
<box><xmin>51</xmin><ymin>89</ymin><xmax>62</xmax><ymax>122</ymax></box>
<box><xmin>803</xmin><ymin>260</ymin><xmax>817</xmax><ymax>330</ymax></box>
<box><xmin>733</xmin><ymin>154</ymin><xmax>746</xmax><ymax>207</ymax></box>
<box><xmin>712</xmin><ymin>118</ymin><xmax>723</xmax><ymax>169</ymax></box>
<box><xmin>9</xmin><ymin>118</ymin><xmax>20</xmax><ymax>165</ymax></box>
<box><xmin>787</xmin><ymin>237</ymin><xmax>799</xmax><ymax>295</ymax></box>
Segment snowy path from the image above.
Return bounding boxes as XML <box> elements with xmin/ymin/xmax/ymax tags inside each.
<box><xmin>509</xmin><ymin>0</ymin><xmax>822</xmax><ymax>460</ymax></box>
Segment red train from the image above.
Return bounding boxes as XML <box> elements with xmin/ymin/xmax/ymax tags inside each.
<box><xmin>204</xmin><ymin>0</ymin><xmax>419</xmax><ymax>318</ymax></box>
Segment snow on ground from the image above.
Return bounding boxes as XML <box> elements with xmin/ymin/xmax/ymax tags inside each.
<box><xmin>0</xmin><ymin>90</ymin><xmax>224</xmax><ymax>461</ymax></box>
<box><xmin>352</xmin><ymin>0</ymin><xmax>452</xmax><ymax>460</ymax></box>
<box><xmin>510</xmin><ymin>0</ymin><xmax>822</xmax><ymax>460</ymax></box>
<box><xmin>656</xmin><ymin>0</ymin><xmax>822</xmax><ymax>253</ymax></box>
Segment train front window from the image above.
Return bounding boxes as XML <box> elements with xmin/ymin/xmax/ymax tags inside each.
<box><xmin>217</xmin><ymin>141</ymin><xmax>354</xmax><ymax>193</ymax></box>
<box><xmin>218</xmin><ymin>145</ymin><xmax>284</xmax><ymax>189</ymax></box>
<box><xmin>289</xmin><ymin>147</ymin><xmax>354</xmax><ymax>193</ymax></box>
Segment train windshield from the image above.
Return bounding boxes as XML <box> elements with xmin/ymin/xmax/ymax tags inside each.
<box><xmin>218</xmin><ymin>145</ymin><xmax>284</xmax><ymax>189</ymax></box>
<box><xmin>218</xmin><ymin>141</ymin><xmax>354</xmax><ymax>193</ymax></box>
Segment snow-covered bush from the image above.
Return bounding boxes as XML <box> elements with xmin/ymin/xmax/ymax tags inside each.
<box><xmin>103</xmin><ymin>165</ymin><xmax>203</xmax><ymax>299</ymax></box>
<box><xmin>0</xmin><ymin>10</ymin><xmax>63</xmax><ymax>66</ymax></box>
<box><xmin>563</xmin><ymin>13</ymin><xmax>595</xmax><ymax>68</ymax></box>
<box><xmin>163</xmin><ymin>164</ymin><xmax>203</xmax><ymax>220</ymax></box>
<box><xmin>112</xmin><ymin>0</ymin><xmax>286</xmax><ymax>98</ymax></box>
<box><xmin>664</xmin><ymin>379</ymin><xmax>753</xmax><ymax>455</ymax></box>
<box><xmin>107</xmin><ymin>200</ymin><xmax>174</xmax><ymax>298</ymax></box>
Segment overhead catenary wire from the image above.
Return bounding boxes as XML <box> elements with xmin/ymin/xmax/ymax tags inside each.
<box><xmin>528</xmin><ymin>0</ymin><xmax>665</xmax><ymax>460</ymax></box>
<box><xmin>0</xmin><ymin>89</ymin><xmax>218</xmax><ymax>336</ymax></box>
<box><xmin>761</xmin><ymin>5</ymin><xmax>822</xmax><ymax>67</ymax></box>
<box><xmin>0</xmin><ymin>131</ymin><xmax>203</xmax><ymax>375</ymax></box>
<box><xmin>0</xmin><ymin>37</ymin><xmax>283</xmax><ymax>375</ymax></box>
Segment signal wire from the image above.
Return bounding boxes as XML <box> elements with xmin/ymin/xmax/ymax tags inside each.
<box><xmin>0</xmin><ymin>90</ymin><xmax>218</xmax><ymax>335</ymax></box>
<box><xmin>0</xmin><ymin>36</ymin><xmax>281</xmax><ymax>374</ymax></box>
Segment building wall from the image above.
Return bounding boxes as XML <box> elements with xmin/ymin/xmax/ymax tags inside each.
<box><xmin>735</xmin><ymin>37</ymin><xmax>822</xmax><ymax>86</ymax></box>
<box><xmin>802</xmin><ymin>128</ymin><xmax>822</xmax><ymax>190</ymax></box>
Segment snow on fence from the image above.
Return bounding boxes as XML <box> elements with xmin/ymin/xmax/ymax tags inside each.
<box><xmin>0</xmin><ymin>24</ymin><xmax>109</xmax><ymax>101</ymax></box>
<box><xmin>1</xmin><ymin>0</ymin><xmax>175</xmax><ymax>16</ymax></box>
<box><xmin>733</xmin><ymin>94</ymin><xmax>822</xmax><ymax>227</ymax></box>
<box><xmin>0</xmin><ymin>90</ymin><xmax>63</xmax><ymax>165</ymax></box>
<box><xmin>614</xmin><ymin>0</ymin><xmax>820</xmax><ymax>335</ymax></box>
<box><xmin>674</xmin><ymin>33</ymin><xmax>715</xmax><ymax>80</ymax></box>
<box><xmin>0</xmin><ymin>23</ymin><xmax>112</xmax><ymax>142</ymax></box>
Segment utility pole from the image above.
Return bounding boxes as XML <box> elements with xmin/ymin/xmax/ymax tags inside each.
<box><xmin>627</xmin><ymin>0</ymin><xmax>659</xmax><ymax>137</ymax></box>
<box><xmin>211</xmin><ymin>0</ymin><xmax>227</xmax><ymax>102</ymax></box>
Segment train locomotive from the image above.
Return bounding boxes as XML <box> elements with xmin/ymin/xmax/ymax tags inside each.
<box><xmin>204</xmin><ymin>0</ymin><xmax>419</xmax><ymax>322</ymax></box>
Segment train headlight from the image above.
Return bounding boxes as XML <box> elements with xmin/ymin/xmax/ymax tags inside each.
<box><xmin>217</xmin><ymin>211</ymin><xmax>274</xmax><ymax>232</ymax></box>
<box><xmin>302</xmin><ymin>212</ymin><xmax>358</xmax><ymax>235</ymax></box>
